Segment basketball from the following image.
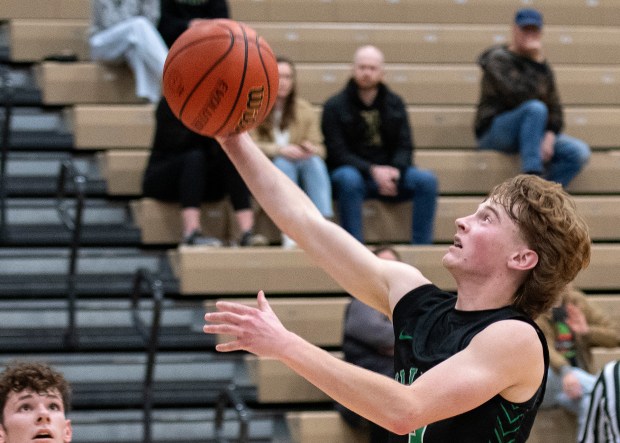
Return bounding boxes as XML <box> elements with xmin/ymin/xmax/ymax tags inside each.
<box><xmin>162</xmin><ymin>19</ymin><xmax>279</xmax><ymax>137</ymax></box>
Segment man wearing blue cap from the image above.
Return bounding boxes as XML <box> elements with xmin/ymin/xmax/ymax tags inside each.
<box><xmin>474</xmin><ymin>8</ymin><xmax>591</xmax><ymax>188</ymax></box>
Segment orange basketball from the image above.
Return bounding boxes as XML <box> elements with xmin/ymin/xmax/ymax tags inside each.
<box><xmin>162</xmin><ymin>19</ymin><xmax>279</xmax><ymax>137</ymax></box>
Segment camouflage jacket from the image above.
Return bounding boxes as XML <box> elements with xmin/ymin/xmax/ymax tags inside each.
<box><xmin>474</xmin><ymin>44</ymin><xmax>563</xmax><ymax>138</ymax></box>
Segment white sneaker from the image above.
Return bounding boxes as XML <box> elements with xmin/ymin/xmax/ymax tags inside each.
<box><xmin>281</xmin><ymin>234</ymin><xmax>297</xmax><ymax>249</ymax></box>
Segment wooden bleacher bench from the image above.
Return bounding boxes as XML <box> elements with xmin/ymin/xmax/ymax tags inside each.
<box><xmin>204</xmin><ymin>297</ymin><xmax>349</xmax><ymax>347</ymax></box>
<box><xmin>295</xmin><ymin>64</ymin><xmax>620</xmax><ymax>107</ymax></box>
<box><xmin>416</xmin><ymin>150</ymin><xmax>620</xmax><ymax>194</ymax></box>
<box><xmin>286</xmin><ymin>410</ymin><xmax>370</xmax><ymax>443</ymax></box>
<box><xmin>71</xmin><ymin>104</ymin><xmax>155</xmax><ymax>149</ymax></box>
<box><xmin>130</xmin><ymin>198</ymin><xmax>241</xmax><ymax>245</ymax></box>
<box><xmin>34</xmin><ymin>61</ymin><xmax>620</xmax><ymax>108</ymax></box>
<box><xmin>1</xmin><ymin>0</ymin><xmax>90</xmax><ymax>20</ymax></box>
<box><xmin>77</xmin><ymin>104</ymin><xmax>620</xmax><ymax>151</ymax></box>
<box><xmin>6</xmin><ymin>19</ymin><xmax>90</xmax><ymax>62</ymax></box>
<box><xmin>11</xmin><ymin>20</ymin><xmax>620</xmax><ymax>64</ymax></box>
<box><xmin>408</xmin><ymin>106</ymin><xmax>620</xmax><ymax>150</ymax></box>
<box><xmin>98</xmin><ymin>150</ymin><xmax>149</xmax><ymax>196</ymax></box>
<box><xmin>36</xmin><ymin>61</ymin><xmax>142</xmax><ymax>105</ymax></box>
<box><xmin>170</xmin><ymin>244</ymin><xmax>620</xmax><ymax>295</ymax></box>
<box><xmin>283</xmin><ymin>409</ymin><xmax>577</xmax><ymax>443</ymax></box>
<box><xmin>230</xmin><ymin>0</ymin><xmax>620</xmax><ymax>27</ymax></box>
<box><xmin>249</xmin><ymin>23</ymin><xmax>620</xmax><ymax>64</ymax></box>
<box><xmin>128</xmin><ymin>192</ymin><xmax>620</xmax><ymax>246</ymax></box>
<box><xmin>245</xmin><ymin>354</ymin><xmax>342</xmax><ymax>403</ymax></box>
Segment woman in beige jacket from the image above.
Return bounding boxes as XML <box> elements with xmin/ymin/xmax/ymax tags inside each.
<box><xmin>252</xmin><ymin>57</ymin><xmax>333</xmax><ymax>247</ymax></box>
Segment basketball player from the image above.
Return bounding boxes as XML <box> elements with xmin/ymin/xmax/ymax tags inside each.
<box><xmin>0</xmin><ymin>361</ymin><xmax>72</xmax><ymax>443</ymax></box>
<box><xmin>203</xmin><ymin>132</ymin><xmax>591</xmax><ymax>441</ymax></box>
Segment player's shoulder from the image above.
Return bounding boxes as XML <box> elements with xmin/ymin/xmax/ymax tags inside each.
<box><xmin>479</xmin><ymin>318</ymin><xmax>542</xmax><ymax>349</ymax></box>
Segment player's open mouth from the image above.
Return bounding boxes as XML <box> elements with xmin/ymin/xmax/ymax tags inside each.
<box><xmin>453</xmin><ymin>236</ymin><xmax>462</xmax><ymax>248</ymax></box>
<box><xmin>34</xmin><ymin>431</ymin><xmax>53</xmax><ymax>439</ymax></box>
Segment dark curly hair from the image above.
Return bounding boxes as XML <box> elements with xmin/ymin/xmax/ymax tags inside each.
<box><xmin>488</xmin><ymin>175</ymin><xmax>591</xmax><ymax>318</ymax></box>
<box><xmin>0</xmin><ymin>361</ymin><xmax>71</xmax><ymax>422</ymax></box>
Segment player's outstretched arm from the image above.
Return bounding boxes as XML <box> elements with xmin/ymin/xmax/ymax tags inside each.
<box><xmin>204</xmin><ymin>293</ymin><xmax>544</xmax><ymax>435</ymax></box>
<box><xmin>216</xmin><ymin>132</ymin><xmax>429</xmax><ymax>314</ymax></box>
<box><xmin>204</xmin><ymin>290</ymin><xmax>423</xmax><ymax>434</ymax></box>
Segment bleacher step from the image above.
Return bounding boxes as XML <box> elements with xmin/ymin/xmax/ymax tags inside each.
<box><xmin>0</xmin><ymin>299</ymin><xmax>211</xmax><ymax>351</ymax></box>
<box><xmin>70</xmin><ymin>408</ymin><xmax>282</xmax><ymax>443</ymax></box>
<box><xmin>0</xmin><ymin>247</ymin><xmax>178</xmax><ymax>296</ymax></box>
<box><xmin>0</xmin><ymin>352</ymin><xmax>254</xmax><ymax>407</ymax></box>
<box><xmin>2</xmin><ymin>198</ymin><xmax>141</xmax><ymax>245</ymax></box>
<box><xmin>0</xmin><ymin>106</ymin><xmax>72</xmax><ymax>149</ymax></box>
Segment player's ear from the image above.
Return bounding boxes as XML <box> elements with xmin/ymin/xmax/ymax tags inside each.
<box><xmin>508</xmin><ymin>248</ymin><xmax>538</xmax><ymax>271</ymax></box>
<box><xmin>63</xmin><ymin>420</ymin><xmax>72</xmax><ymax>442</ymax></box>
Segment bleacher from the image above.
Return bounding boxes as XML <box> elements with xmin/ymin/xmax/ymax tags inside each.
<box><xmin>2</xmin><ymin>0</ymin><xmax>620</xmax><ymax>441</ymax></box>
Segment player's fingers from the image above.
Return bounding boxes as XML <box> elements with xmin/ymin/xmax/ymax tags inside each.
<box><xmin>202</xmin><ymin>321</ymin><xmax>242</xmax><ymax>337</ymax></box>
<box><xmin>214</xmin><ymin>300</ymin><xmax>257</xmax><ymax>315</ymax></box>
<box><xmin>256</xmin><ymin>290</ymin><xmax>274</xmax><ymax>313</ymax></box>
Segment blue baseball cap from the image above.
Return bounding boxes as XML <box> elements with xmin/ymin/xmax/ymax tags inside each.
<box><xmin>514</xmin><ymin>8</ymin><xmax>543</xmax><ymax>29</ymax></box>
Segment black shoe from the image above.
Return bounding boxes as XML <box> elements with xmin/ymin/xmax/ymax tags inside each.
<box><xmin>182</xmin><ymin>230</ymin><xmax>222</xmax><ymax>247</ymax></box>
<box><xmin>240</xmin><ymin>231</ymin><xmax>269</xmax><ymax>247</ymax></box>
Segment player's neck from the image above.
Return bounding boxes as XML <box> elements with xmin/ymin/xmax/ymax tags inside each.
<box><xmin>453</xmin><ymin>277</ymin><xmax>517</xmax><ymax>312</ymax></box>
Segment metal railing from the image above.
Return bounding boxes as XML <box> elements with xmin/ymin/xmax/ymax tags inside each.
<box><xmin>0</xmin><ymin>64</ymin><xmax>13</xmax><ymax>242</ymax></box>
<box><xmin>215</xmin><ymin>383</ymin><xmax>251</xmax><ymax>443</ymax></box>
<box><xmin>131</xmin><ymin>268</ymin><xmax>164</xmax><ymax>443</ymax></box>
<box><xmin>56</xmin><ymin>160</ymin><xmax>87</xmax><ymax>349</ymax></box>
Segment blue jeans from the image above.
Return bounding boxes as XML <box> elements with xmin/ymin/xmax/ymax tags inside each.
<box><xmin>478</xmin><ymin>99</ymin><xmax>591</xmax><ymax>187</ymax></box>
<box><xmin>274</xmin><ymin>155</ymin><xmax>334</xmax><ymax>218</ymax></box>
<box><xmin>330</xmin><ymin>165</ymin><xmax>438</xmax><ymax>244</ymax></box>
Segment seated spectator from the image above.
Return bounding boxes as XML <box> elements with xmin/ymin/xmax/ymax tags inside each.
<box><xmin>474</xmin><ymin>7</ymin><xmax>590</xmax><ymax>187</ymax></box>
<box><xmin>579</xmin><ymin>359</ymin><xmax>620</xmax><ymax>442</ymax></box>
<box><xmin>322</xmin><ymin>45</ymin><xmax>438</xmax><ymax>245</ymax></box>
<box><xmin>252</xmin><ymin>56</ymin><xmax>333</xmax><ymax>248</ymax></box>
<box><xmin>536</xmin><ymin>283</ymin><xmax>619</xmax><ymax>433</ymax></box>
<box><xmin>89</xmin><ymin>0</ymin><xmax>168</xmax><ymax>103</ymax></box>
<box><xmin>142</xmin><ymin>98</ymin><xmax>269</xmax><ymax>247</ymax></box>
<box><xmin>336</xmin><ymin>245</ymin><xmax>399</xmax><ymax>443</ymax></box>
<box><xmin>0</xmin><ymin>361</ymin><xmax>72</xmax><ymax>442</ymax></box>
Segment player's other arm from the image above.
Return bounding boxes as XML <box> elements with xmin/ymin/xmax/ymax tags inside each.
<box><xmin>216</xmin><ymin>132</ymin><xmax>429</xmax><ymax>314</ymax></box>
<box><xmin>206</xmin><ymin>299</ymin><xmax>543</xmax><ymax>434</ymax></box>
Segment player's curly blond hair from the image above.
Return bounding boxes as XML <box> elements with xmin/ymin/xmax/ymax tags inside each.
<box><xmin>0</xmin><ymin>361</ymin><xmax>71</xmax><ymax>422</ymax></box>
<box><xmin>488</xmin><ymin>175</ymin><xmax>591</xmax><ymax>318</ymax></box>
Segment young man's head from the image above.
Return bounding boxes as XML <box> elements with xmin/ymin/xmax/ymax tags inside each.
<box><xmin>444</xmin><ymin>175</ymin><xmax>590</xmax><ymax>318</ymax></box>
<box><xmin>0</xmin><ymin>362</ymin><xmax>72</xmax><ymax>443</ymax></box>
<box><xmin>352</xmin><ymin>45</ymin><xmax>385</xmax><ymax>91</ymax></box>
<box><xmin>511</xmin><ymin>8</ymin><xmax>544</xmax><ymax>59</ymax></box>
<box><xmin>488</xmin><ymin>175</ymin><xmax>590</xmax><ymax>317</ymax></box>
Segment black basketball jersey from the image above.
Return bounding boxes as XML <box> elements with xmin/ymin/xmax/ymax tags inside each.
<box><xmin>390</xmin><ymin>284</ymin><xmax>549</xmax><ymax>443</ymax></box>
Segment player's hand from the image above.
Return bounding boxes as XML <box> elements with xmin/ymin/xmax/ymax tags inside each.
<box><xmin>203</xmin><ymin>290</ymin><xmax>294</xmax><ymax>358</ymax></box>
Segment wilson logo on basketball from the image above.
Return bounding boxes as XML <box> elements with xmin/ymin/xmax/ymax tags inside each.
<box><xmin>235</xmin><ymin>86</ymin><xmax>265</xmax><ymax>132</ymax></box>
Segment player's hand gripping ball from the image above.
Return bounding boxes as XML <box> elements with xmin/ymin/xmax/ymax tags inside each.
<box><xmin>163</xmin><ymin>19</ymin><xmax>279</xmax><ymax>137</ymax></box>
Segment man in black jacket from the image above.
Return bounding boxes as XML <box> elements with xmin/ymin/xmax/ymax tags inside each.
<box><xmin>321</xmin><ymin>45</ymin><xmax>438</xmax><ymax>244</ymax></box>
